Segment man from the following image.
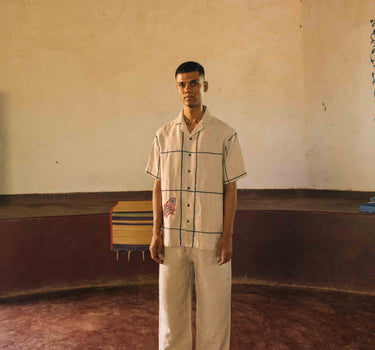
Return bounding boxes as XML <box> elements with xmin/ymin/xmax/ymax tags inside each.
<box><xmin>145</xmin><ymin>61</ymin><xmax>246</xmax><ymax>350</ymax></box>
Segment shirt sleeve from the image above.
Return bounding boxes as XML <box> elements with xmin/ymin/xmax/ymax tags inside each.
<box><xmin>145</xmin><ymin>135</ymin><xmax>161</xmax><ymax>180</ymax></box>
<box><xmin>223</xmin><ymin>132</ymin><xmax>247</xmax><ymax>183</ymax></box>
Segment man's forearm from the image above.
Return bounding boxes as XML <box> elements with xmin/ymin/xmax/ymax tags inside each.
<box><xmin>152</xmin><ymin>179</ymin><xmax>163</xmax><ymax>236</ymax></box>
<box><xmin>223</xmin><ymin>181</ymin><xmax>237</xmax><ymax>236</ymax></box>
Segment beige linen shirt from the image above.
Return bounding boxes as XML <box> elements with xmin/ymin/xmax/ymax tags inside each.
<box><xmin>145</xmin><ymin>107</ymin><xmax>246</xmax><ymax>251</ymax></box>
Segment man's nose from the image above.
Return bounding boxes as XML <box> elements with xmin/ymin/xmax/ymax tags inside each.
<box><xmin>184</xmin><ymin>84</ymin><xmax>192</xmax><ymax>92</ymax></box>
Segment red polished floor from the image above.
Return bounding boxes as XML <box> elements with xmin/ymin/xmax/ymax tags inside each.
<box><xmin>0</xmin><ymin>283</ymin><xmax>374</xmax><ymax>350</ymax></box>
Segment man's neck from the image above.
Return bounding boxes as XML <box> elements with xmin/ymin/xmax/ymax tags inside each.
<box><xmin>183</xmin><ymin>105</ymin><xmax>204</xmax><ymax>122</ymax></box>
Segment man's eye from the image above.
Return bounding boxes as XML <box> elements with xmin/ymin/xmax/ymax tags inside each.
<box><xmin>179</xmin><ymin>83</ymin><xmax>185</xmax><ymax>88</ymax></box>
<box><xmin>191</xmin><ymin>82</ymin><xmax>198</xmax><ymax>86</ymax></box>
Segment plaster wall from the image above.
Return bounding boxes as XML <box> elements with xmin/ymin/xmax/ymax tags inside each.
<box><xmin>0</xmin><ymin>0</ymin><xmax>373</xmax><ymax>194</ymax></box>
<box><xmin>0</xmin><ymin>0</ymin><xmax>305</xmax><ymax>194</ymax></box>
<box><xmin>303</xmin><ymin>0</ymin><xmax>375</xmax><ymax>191</ymax></box>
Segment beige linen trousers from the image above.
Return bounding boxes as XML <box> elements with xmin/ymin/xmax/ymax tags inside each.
<box><xmin>159</xmin><ymin>246</ymin><xmax>231</xmax><ymax>350</ymax></box>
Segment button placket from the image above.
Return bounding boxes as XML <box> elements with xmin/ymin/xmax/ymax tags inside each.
<box><xmin>186</xmin><ymin>135</ymin><xmax>194</xmax><ymax>191</ymax></box>
<box><xmin>185</xmin><ymin>136</ymin><xmax>195</xmax><ymax>230</ymax></box>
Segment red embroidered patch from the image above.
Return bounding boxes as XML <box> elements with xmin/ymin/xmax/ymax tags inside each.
<box><xmin>163</xmin><ymin>198</ymin><xmax>176</xmax><ymax>218</ymax></box>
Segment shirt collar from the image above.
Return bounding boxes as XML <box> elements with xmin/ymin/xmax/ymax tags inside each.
<box><xmin>174</xmin><ymin>106</ymin><xmax>213</xmax><ymax>126</ymax></box>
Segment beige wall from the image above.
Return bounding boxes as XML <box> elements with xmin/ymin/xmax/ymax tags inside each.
<box><xmin>0</xmin><ymin>0</ymin><xmax>373</xmax><ymax>194</ymax></box>
<box><xmin>303</xmin><ymin>0</ymin><xmax>375</xmax><ymax>191</ymax></box>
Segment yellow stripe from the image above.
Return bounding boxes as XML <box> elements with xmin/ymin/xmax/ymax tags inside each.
<box><xmin>111</xmin><ymin>201</ymin><xmax>153</xmax><ymax>246</ymax></box>
<box><xmin>113</xmin><ymin>201</ymin><xmax>152</xmax><ymax>212</ymax></box>
<box><xmin>112</xmin><ymin>226</ymin><xmax>153</xmax><ymax>245</ymax></box>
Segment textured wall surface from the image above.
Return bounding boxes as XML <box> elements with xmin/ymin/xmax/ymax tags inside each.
<box><xmin>0</xmin><ymin>0</ymin><xmax>374</xmax><ymax>194</ymax></box>
<box><xmin>303</xmin><ymin>0</ymin><xmax>375</xmax><ymax>190</ymax></box>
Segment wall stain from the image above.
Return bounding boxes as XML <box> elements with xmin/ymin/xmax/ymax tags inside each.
<box><xmin>322</xmin><ymin>102</ymin><xmax>327</xmax><ymax>111</ymax></box>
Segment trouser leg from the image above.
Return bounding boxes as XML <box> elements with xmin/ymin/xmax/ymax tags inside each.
<box><xmin>193</xmin><ymin>248</ymin><xmax>231</xmax><ymax>350</ymax></box>
<box><xmin>159</xmin><ymin>247</ymin><xmax>193</xmax><ymax>350</ymax></box>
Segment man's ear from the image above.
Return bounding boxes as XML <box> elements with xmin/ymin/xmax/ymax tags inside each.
<box><xmin>204</xmin><ymin>81</ymin><xmax>208</xmax><ymax>92</ymax></box>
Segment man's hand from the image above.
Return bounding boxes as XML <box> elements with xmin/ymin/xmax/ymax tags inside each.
<box><xmin>149</xmin><ymin>234</ymin><xmax>163</xmax><ymax>264</ymax></box>
<box><xmin>216</xmin><ymin>233</ymin><xmax>232</xmax><ymax>265</ymax></box>
<box><xmin>150</xmin><ymin>179</ymin><xmax>163</xmax><ymax>264</ymax></box>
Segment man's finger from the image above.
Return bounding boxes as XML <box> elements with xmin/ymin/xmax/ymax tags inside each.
<box><xmin>217</xmin><ymin>255</ymin><xmax>226</xmax><ymax>265</ymax></box>
<box><xmin>151</xmin><ymin>252</ymin><xmax>163</xmax><ymax>264</ymax></box>
<box><xmin>216</xmin><ymin>245</ymin><xmax>222</xmax><ymax>263</ymax></box>
<box><xmin>218</xmin><ymin>251</ymin><xmax>231</xmax><ymax>265</ymax></box>
<box><xmin>150</xmin><ymin>245</ymin><xmax>163</xmax><ymax>264</ymax></box>
<box><xmin>217</xmin><ymin>248</ymin><xmax>225</xmax><ymax>265</ymax></box>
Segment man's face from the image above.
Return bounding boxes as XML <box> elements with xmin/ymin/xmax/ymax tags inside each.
<box><xmin>176</xmin><ymin>71</ymin><xmax>208</xmax><ymax>109</ymax></box>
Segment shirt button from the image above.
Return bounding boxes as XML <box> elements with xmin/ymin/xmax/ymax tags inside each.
<box><xmin>187</xmin><ymin>204</ymin><xmax>190</xmax><ymax>207</ymax></box>
<box><xmin>189</xmin><ymin>137</ymin><xmax>192</xmax><ymax>140</ymax></box>
<box><xmin>188</xmin><ymin>153</ymin><xmax>192</xmax><ymax>157</ymax></box>
<box><xmin>187</xmin><ymin>187</ymin><xmax>190</xmax><ymax>190</ymax></box>
<box><xmin>187</xmin><ymin>220</ymin><xmax>190</xmax><ymax>223</ymax></box>
<box><xmin>188</xmin><ymin>170</ymin><xmax>191</xmax><ymax>173</ymax></box>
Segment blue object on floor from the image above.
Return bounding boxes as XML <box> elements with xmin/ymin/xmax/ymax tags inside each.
<box><xmin>359</xmin><ymin>198</ymin><xmax>375</xmax><ymax>213</ymax></box>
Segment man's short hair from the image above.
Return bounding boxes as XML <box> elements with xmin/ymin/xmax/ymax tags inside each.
<box><xmin>175</xmin><ymin>61</ymin><xmax>205</xmax><ymax>80</ymax></box>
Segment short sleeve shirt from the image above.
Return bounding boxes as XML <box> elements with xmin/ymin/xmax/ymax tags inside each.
<box><xmin>145</xmin><ymin>108</ymin><xmax>247</xmax><ymax>251</ymax></box>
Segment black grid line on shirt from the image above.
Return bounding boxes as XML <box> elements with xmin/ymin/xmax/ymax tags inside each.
<box><xmin>192</xmin><ymin>130</ymin><xmax>201</xmax><ymax>248</ymax></box>
<box><xmin>162</xmin><ymin>226</ymin><xmax>222</xmax><ymax>235</ymax></box>
<box><xmin>224</xmin><ymin>145</ymin><xmax>229</xmax><ymax>183</ymax></box>
<box><xmin>162</xmin><ymin>189</ymin><xmax>223</xmax><ymax>196</ymax></box>
<box><xmin>223</xmin><ymin>172</ymin><xmax>248</xmax><ymax>184</ymax></box>
<box><xmin>161</xmin><ymin>150</ymin><xmax>222</xmax><ymax>156</ymax></box>
<box><xmin>145</xmin><ymin>170</ymin><xmax>159</xmax><ymax>179</ymax></box>
<box><xmin>228</xmin><ymin>132</ymin><xmax>238</xmax><ymax>142</ymax></box>
<box><xmin>223</xmin><ymin>133</ymin><xmax>241</xmax><ymax>183</ymax></box>
<box><xmin>179</xmin><ymin>132</ymin><xmax>184</xmax><ymax>246</ymax></box>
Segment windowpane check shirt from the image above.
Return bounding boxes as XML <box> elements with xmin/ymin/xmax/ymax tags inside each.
<box><xmin>145</xmin><ymin>107</ymin><xmax>247</xmax><ymax>251</ymax></box>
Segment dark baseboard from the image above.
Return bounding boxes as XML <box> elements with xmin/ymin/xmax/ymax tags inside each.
<box><xmin>0</xmin><ymin>188</ymin><xmax>374</xmax><ymax>204</ymax></box>
<box><xmin>1</xmin><ymin>188</ymin><xmax>375</xmax><ymax>295</ymax></box>
<box><xmin>0</xmin><ymin>191</ymin><xmax>152</xmax><ymax>204</ymax></box>
<box><xmin>237</xmin><ymin>189</ymin><xmax>374</xmax><ymax>201</ymax></box>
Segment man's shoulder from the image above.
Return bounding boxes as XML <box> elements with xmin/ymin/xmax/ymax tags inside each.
<box><xmin>155</xmin><ymin>116</ymin><xmax>179</xmax><ymax>137</ymax></box>
<box><xmin>210</xmin><ymin>114</ymin><xmax>237</xmax><ymax>139</ymax></box>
